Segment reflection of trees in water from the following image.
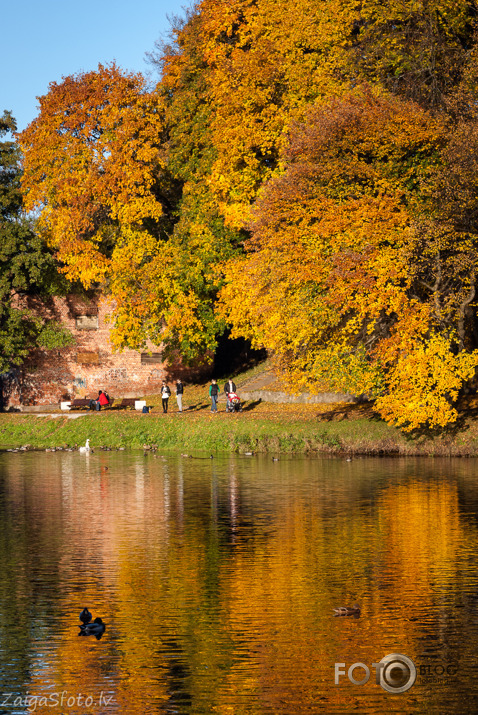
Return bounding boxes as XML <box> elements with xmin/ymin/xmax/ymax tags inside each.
<box><xmin>157</xmin><ymin>637</ymin><xmax>192</xmax><ymax>710</ymax></box>
<box><xmin>0</xmin><ymin>454</ymin><xmax>478</xmax><ymax>710</ymax></box>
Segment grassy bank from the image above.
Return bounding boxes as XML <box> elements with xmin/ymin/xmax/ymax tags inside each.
<box><xmin>2</xmin><ymin>399</ymin><xmax>478</xmax><ymax>455</ymax></box>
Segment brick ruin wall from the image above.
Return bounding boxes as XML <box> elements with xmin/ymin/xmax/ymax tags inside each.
<box><xmin>3</xmin><ymin>294</ymin><xmax>208</xmax><ymax>408</ymax></box>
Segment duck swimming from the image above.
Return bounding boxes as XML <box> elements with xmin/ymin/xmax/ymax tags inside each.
<box><xmin>78</xmin><ymin>617</ymin><xmax>106</xmax><ymax>639</ymax></box>
<box><xmin>79</xmin><ymin>607</ymin><xmax>92</xmax><ymax>625</ymax></box>
<box><xmin>333</xmin><ymin>604</ymin><xmax>361</xmax><ymax>616</ymax></box>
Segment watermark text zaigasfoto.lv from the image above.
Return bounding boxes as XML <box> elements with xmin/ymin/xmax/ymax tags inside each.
<box><xmin>0</xmin><ymin>691</ymin><xmax>115</xmax><ymax>712</ymax></box>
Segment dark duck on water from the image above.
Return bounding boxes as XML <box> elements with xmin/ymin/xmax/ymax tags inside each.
<box><xmin>79</xmin><ymin>607</ymin><xmax>92</xmax><ymax>625</ymax></box>
<box><xmin>78</xmin><ymin>617</ymin><xmax>106</xmax><ymax>640</ymax></box>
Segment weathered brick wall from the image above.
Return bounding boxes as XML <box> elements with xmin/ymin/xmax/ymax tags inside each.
<box><xmin>3</xmin><ymin>294</ymin><xmax>208</xmax><ymax>408</ymax></box>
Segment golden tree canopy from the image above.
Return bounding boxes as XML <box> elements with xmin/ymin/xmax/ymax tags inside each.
<box><xmin>19</xmin><ymin>63</ymin><xmax>165</xmax><ymax>286</ymax></box>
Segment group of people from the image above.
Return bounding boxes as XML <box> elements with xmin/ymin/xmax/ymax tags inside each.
<box><xmin>89</xmin><ymin>378</ymin><xmax>239</xmax><ymax>415</ymax></box>
<box><xmin>161</xmin><ymin>379</ymin><xmax>183</xmax><ymax>414</ymax></box>
<box><xmin>209</xmin><ymin>378</ymin><xmax>236</xmax><ymax>413</ymax></box>
<box><xmin>158</xmin><ymin>378</ymin><xmax>238</xmax><ymax>414</ymax></box>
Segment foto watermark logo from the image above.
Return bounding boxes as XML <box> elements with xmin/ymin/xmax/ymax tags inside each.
<box><xmin>335</xmin><ymin>653</ymin><xmax>417</xmax><ymax>693</ymax></box>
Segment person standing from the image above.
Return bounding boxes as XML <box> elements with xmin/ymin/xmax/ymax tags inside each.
<box><xmin>224</xmin><ymin>378</ymin><xmax>236</xmax><ymax>412</ymax></box>
<box><xmin>161</xmin><ymin>381</ymin><xmax>171</xmax><ymax>414</ymax></box>
<box><xmin>176</xmin><ymin>379</ymin><xmax>184</xmax><ymax>412</ymax></box>
<box><xmin>209</xmin><ymin>379</ymin><xmax>219</xmax><ymax>413</ymax></box>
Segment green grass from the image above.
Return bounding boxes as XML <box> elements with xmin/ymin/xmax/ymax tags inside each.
<box><xmin>1</xmin><ymin>405</ymin><xmax>478</xmax><ymax>455</ymax></box>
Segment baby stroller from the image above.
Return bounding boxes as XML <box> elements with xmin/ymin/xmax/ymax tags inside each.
<box><xmin>226</xmin><ymin>392</ymin><xmax>242</xmax><ymax>412</ymax></box>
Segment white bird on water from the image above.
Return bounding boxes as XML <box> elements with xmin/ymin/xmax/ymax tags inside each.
<box><xmin>79</xmin><ymin>439</ymin><xmax>91</xmax><ymax>454</ymax></box>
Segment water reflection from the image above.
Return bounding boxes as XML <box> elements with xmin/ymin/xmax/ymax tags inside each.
<box><xmin>0</xmin><ymin>453</ymin><xmax>477</xmax><ymax>712</ymax></box>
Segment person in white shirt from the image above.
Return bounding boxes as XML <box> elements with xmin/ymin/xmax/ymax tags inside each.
<box><xmin>161</xmin><ymin>381</ymin><xmax>171</xmax><ymax>413</ymax></box>
<box><xmin>175</xmin><ymin>379</ymin><xmax>183</xmax><ymax>412</ymax></box>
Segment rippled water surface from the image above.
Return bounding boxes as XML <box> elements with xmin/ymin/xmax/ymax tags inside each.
<box><xmin>0</xmin><ymin>451</ymin><xmax>478</xmax><ymax>713</ymax></box>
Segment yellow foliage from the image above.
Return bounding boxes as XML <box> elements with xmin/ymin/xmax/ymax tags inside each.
<box><xmin>219</xmin><ymin>88</ymin><xmax>478</xmax><ymax>427</ymax></box>
<box><xmin>108</xmin><ymin>225</ymin><xmax>221</xmax><ymax>359</ymax></box>
<box><xmin>376</xmin><ymin>333</ymin><xmax>478</xmax><ymax>430</ymax></box>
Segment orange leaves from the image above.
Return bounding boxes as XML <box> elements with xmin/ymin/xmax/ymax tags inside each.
<box><xmin>180</xmin><ymin>0</ymin><xmax>356</xmax><ymax>228</ymax></box>
<box><xmin>218</xmin><ymin>79</ymin><xmax>478</xmax><ymax>429</ymax></box>
<box><xmin>19</xmin><ymin>64</ymin><xmax>164</xmax><ymax>286</ymax></box>
<box><xmin>17</xmin><ymin>64</ymin><xmax>224</xmax><ymax>361</ymax></box>
<box><xmin>218</xmin><ymin>89</ymin><xmax>459</xmax><ymax>416</ymax></box>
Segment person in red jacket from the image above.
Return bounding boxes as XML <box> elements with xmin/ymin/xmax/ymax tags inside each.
<box><xmin>98</xmin><ymin>390</ymin><xmax>109</xmax><ymax>407</ymax></box>
<box><xmin>90</xmin><ymin>390</ymin><xmax>109</xmax><ymax>411</ymax></box>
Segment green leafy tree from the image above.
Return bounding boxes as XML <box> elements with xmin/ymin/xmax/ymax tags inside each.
<box><xmin>0</xmin><ymin>110</ymin><xmax>72</xmax><ymax>373</ymax></box>
<box><xmin>139</xmin><ymin>14</ymin><xmax>244</xmax><ymax>362</ymax></box>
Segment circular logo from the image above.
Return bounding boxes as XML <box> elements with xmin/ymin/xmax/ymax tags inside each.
<box><xmin>378</xmin><ymin>654</ymin><xmax>416</xmax><ymax>693</ymax></box>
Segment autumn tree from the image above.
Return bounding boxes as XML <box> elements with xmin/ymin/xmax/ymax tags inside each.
<box><xmin>19</xmin><ymin>64</ymin><xmax>197</xmax><ymax>357</ymax></box>
<box><xmin>218</xmin><ymin>89</ymin><xmax>478</xmax><ymax>429</ymax></box>
<box><xmin>156</xmin><ymin>0</ymin><xmax>478</xmax><ymax>232</ymax></box>
<box><xmin>186</xmin><ymin>0</ymin><xmax>352</xmax><ymax>228</ymax></box>
<box><xmin>19</xmin><ymin>64</ymin><xmax>166</xmax><ymax>284</ymax></box>
<box><xmin>145</xmin><ymin>0</ymin><xmax>478</xmax><ymax>369</ymax></box>
<box><xmin>136</xmin><ymin>0</ymin><xmax>361</xmax><ymax>358</ymax></box>
<box><xmin>19</xmin><ymin>60</ymin><xmax>242</xmax><ymax>361</ymax></box>
<box><xmin>18</xmin><ymin>0</ymin><xmax>478</xmax><ymax>399</ymax></box>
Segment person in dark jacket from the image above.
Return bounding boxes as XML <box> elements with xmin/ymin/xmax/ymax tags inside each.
<box><xmin>224</xmin><ymin>379</ymin><xmax>236</xmax><ymax>395</ymax></box>
<box><xmin>209</xmin><ymin>379</ymin><xmax>219</xmax><ymax>413</ymax></box>
<box><xmin>161</xmin><ymin>381</ymin><xmax>171</xmax><ymax>413</ymax></box>
<box><xmin>224</xmin><ymin>379</ymin><xmax>236</xmax><ymax>411</ymax></box>
<box><xmin>175</xmin><ymin>379</ymin><xmax>184</xmax><ymax>412</ymax></box>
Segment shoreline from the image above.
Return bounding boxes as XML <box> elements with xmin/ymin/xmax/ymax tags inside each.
<box><xmin>0</xmin><ymin>406</ymin><xmax>478</xmax><ymax>457</ymax></box>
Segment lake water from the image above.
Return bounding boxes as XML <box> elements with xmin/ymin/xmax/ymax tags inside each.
<box><xmin>0</xmin><ymin>451</ymin><xmax>477</xmax><ymax>713</ymax></box>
